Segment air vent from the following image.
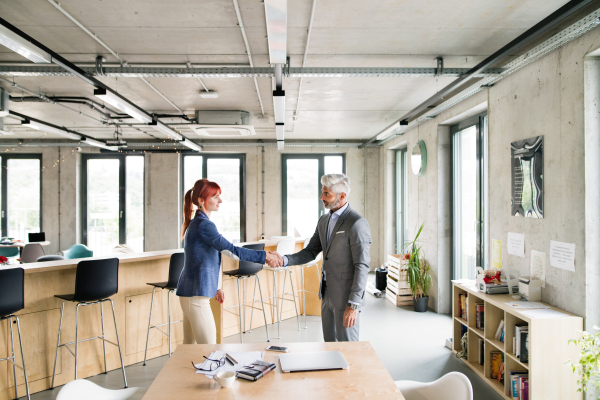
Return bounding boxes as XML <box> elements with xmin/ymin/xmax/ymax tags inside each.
<box><xmin>194</xmin><ymin>126</ymin><xmax>255</xmax><ymax>137</ymax></box>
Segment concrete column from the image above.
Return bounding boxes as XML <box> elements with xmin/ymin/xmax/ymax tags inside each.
<box><xmin>437</xmin><ymin>126</ymin><xmax>452</xmax><ymax>314</ymax></box>
<box><xmin>584</xmin><ymin>58</ymin><xmax>600</xmax><ymax>331</ymax></box>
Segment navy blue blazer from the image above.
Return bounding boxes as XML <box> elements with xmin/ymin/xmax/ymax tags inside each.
<box><xmin>176</xmin><ymin>210</ymin><xmax>267</xmax><ymax>298</ymax></box>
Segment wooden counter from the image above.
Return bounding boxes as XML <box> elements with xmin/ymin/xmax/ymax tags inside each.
<box><xmin>0</xmin><ymin>238</ymin><xmax>321</xmax><ymax>400</ymax></box>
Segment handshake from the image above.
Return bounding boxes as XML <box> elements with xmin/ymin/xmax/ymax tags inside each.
<box><xmin>265</xmin><ymin>251</ymin><xmax>284</xmax><ymax>268</ymax></box>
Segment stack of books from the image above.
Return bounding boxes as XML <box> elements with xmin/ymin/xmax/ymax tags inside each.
<box><xmin>509</xmin><ymin>370</ymin><xmax>529</xmax><ymax>399</ymax></box>
<box><xmin>490</xmin><ymin>351</ymin><xmax>504</xmax><ymax>383</ymax></box>
<box><xmin>494</xmin><ymin>320</ymin><xmax>505</xmax><ymax>343</ymax></box>
<box><xmin>236</xmin><ymin>360</ymin><xmax>276</xmax><ymax>381</ymax></box>
<box><xmin>458</xmin><ymin>293</ymin><xmax>468</xmax><ymax>320</ymax></box>
<box><xmin>478</xmin><ymin>338</ymin><xmax>484</xmax><ymax>365</ymax></box>
<box><xmin>514</xmin><ymin>325</ymin><xmax>529</xmax><ymax>363</ymax></box>
<box><xmin>475</xmin><ymin>304</ymin><xmax>485</xmax><ymax>330</ymax></box>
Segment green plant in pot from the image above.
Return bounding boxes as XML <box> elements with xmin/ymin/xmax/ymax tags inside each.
<box><xmin>568</xmin><ymin>327</ymin><xmax>600</xmax><ymax>397</ymax></box>
<box><xmin>402</xmin><ymin>223</ymin><xmax>432</xmax><ymax>312</ymax></box>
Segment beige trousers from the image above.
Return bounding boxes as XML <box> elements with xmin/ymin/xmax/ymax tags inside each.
<box><xmin>179</xmin><ymin>296</ymin><xmax>217</xmax><ymax>345</ymax></box>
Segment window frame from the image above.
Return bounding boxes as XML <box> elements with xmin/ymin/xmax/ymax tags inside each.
<box><xmin>451</xmin><ymin>112</ymin><xmax>488</xmax><ymax>279</ymax></box>
<box><xmin>181</xmin><ymin>153</ymin><xmax>247</xmax><ymax>242</ymax></box>
<box><xmin>81</xmin><ymin>153</ymin><xmax>145</xmax><ymax>250</ymax></box>
<box><xmin>395</xmin><ymin>147</ymin><xmax>408</xmax><ymax>253</ymax></box>
<box><xmin>1</xmin><ymin>153</ymin><xmax>43</xmax><ymax>236</ymax></box>
<box><xmin>281</xmin><ymin>153</ymin><xmax>346</xmax><ymax>236</ymax></box>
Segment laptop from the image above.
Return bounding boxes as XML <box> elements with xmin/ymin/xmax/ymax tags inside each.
<box><xmin>279</xmin><ymin>351</ymin><xmax>349</xmax><ymax>373</ymax></box>
<box><xmin>28</xmin><ymin>232</ymin><xmax>45</xmax><ymax>242</ymax></box>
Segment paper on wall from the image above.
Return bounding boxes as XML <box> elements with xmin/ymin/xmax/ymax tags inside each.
<box><xmin>549</xmin><ymin>240</ymin><xmax>576</xmax><ymax>272</ymax></box>
<box><xmin>530</xmin><ymin>250</ymin><xmax>546</xmax><ymax>288</ymax></box>
<box><xmin>507</xmin><ymin>232</ymin><xmax>525</xmax><ymax>257</ymax></box>
<box><xmin>492</xmin><ymin>239</ymin><xmax>502</xmax><ymax>269</ymax></box>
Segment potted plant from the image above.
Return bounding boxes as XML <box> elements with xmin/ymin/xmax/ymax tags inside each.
<box><xmin>568</xmin><ymin>327</ymin><xmax>600</xmax><ymax>397</ymax></box>
<box><xmin>402</xmin><ymin>223</ymin><xmax>432</xmax><ymax>312</ymax></box>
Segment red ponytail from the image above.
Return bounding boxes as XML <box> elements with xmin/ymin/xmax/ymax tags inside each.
<box><xmin>181</xmin><ymin>179</ymin><xmax>221</xmax><ymax>239</ymax></box>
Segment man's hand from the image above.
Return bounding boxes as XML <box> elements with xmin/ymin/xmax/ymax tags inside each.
<box><xmin>214</xmin><ymin>289</ymin><xmax>225</xmax><ymax>304</ymax></box>
<box><xmin>266</xmin><ymin>251</ymin><xmax>283</xmax><ymax>268</ymax></box>
<box><xmin>343</xmin><ymin>306</ymin><xmax>358</xmax><ymax>328</ymax></box>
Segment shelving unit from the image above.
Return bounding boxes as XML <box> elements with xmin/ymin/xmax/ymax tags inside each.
<box><xmin>452</xmin><ymin>282</ymin><xmax>583</xmax><ymax>400</ymax></box>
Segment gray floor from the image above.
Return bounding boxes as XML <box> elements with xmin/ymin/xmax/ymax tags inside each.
<box><xmin>27</xmin><ymin>274</ymin><xmax>502</xmax><ymax>400</ymax></box>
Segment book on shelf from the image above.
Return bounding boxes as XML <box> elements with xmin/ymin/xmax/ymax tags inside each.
<box><xmin>519</xmin><ymin>330</ymin><xmax>529</xmax><ymax>363</ymax></box>
<box><xmin>514</xmin><ymin>325</ymin><xmax>528</xmax><ymax>359</ymax></box>
<box><xmin>458</xmin><ymin>293</ymin><xmax>468</xmax><ymax>320</ymax></box>
<box><xmin>508</xmin><ymin>370</ymin><xmax>529</xmax><ymax>400</ymax></box>
<box><xmin>476</xmin><ymin>304</ymin><xmax>485</xmax><ymax>329</ymax></box>
<box><xmin>522</xmin><ymin>379</ymin><xmax>529</xmax><ymax>400</ymax></box>
<box><xmin>494</xmin><ymin>319</ymin><xmax>505</xmax><ymax>342</ymax></box>
<box><xmin>236</xmin><ymin>360</ymin><xmax>276</xmax><ymax>381</ymax></box>
<box><xmin>478</xmin><ymin>338</ymin><xmax>484</xmax><ymax>366</ymax></box>
<box><xmin>497</xmin><ymin>361</ymin><xmax>505</xmax><ymax>383</ymax></box>
<box><xmin>490</xmin><ymin>351</ymin><xmax>504</xmax><ymax>380</ymax></box>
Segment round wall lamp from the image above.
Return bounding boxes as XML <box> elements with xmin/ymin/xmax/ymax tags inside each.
<box><xmin>411</xmin><ymin>140</ymin><xmax>427</xmax><ymax>177</ymax></box>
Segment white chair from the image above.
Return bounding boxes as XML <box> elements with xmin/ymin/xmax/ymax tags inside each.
<box><xmin>395</xmin><ymin>372</ymin><xmax>473</xmax><ymax>400</ymax></box>
<box><xmin>262</xmin><ymin>239</ymin><xmax>301</xmax><ymax>338</ymax></box>
<box><xmin>57</xmin><ymin>380</ymin><xmax>138</xmax><ymax>400</ymax></box>
<box><xmin>20</xmin><ymin>243</ymin><xmax>45</xmax><ymax>263</ymax></box>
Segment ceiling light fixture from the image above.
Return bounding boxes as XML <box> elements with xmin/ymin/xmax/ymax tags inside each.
<box><xmin>94</xmin><ymin>88</ymin><xmax>152</xmax><ymax>124</ymax></box>
<box><xmin>375</xmin><ymin>121</ymin><xmax>401</xmax><ymax>141</ymax></box>
<box><xmin>0</xmin><ymin>24</ymin><xmax>51</xmax><ymax>63</ymax></box>
<box><xmin>273</xmin><ymin>89</ymin><xmax>285</xmax><ymax>124</ymax></box>
<box><xmin>276</xmin><ymin>123</ymin><xmax>284</xmax><ymax>141</ymax></box>
<box><xmin>199</xmin><ymin>90</ymin><xmax>219</xmax><ymax>99</ymax></box>
<box><xmin>21</xmin><ymin>119</ymin><xmax>82</xmax><ymax>140</ymax></box>
<box><xmin>277</xmin><ymin>141</ymin><xmax>285</xmax><ymax>151</ymax></box>
<box><xmin>180</xmin><ymin>139</ymin><xmax>203</xmax><ymax>152</ymax></box>
<box><xmin>149</xmin><ymin>120</ymin><xmax>183</xmax><ymax>141</ymax></box>
<box><xmin>83</xmin><ymin>138</ymin><xmax>117</xmax><ymax>151</ymax></box>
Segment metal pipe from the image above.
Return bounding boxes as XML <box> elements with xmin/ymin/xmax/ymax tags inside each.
<box><xmin>144</xmin><ymin>287</ymin><xmax>156</xmax><ymax>366</ymax></box>
<box><xmin>51</xmin><ymin>301</ymin><xmax>65</xmax><ymax>389</ymax></box>
<box><xmin>232</xmin><ymin>0</ymin><xmax>265</xmax><ymax>116</ymax></box>
<box><xmin>5</xmin><ymin>140</ymin><xmax>377</xmax><ymax>148</ymax></box>
<box><xmin>0</xmin><ymin>61</ymin><xmax>250</xmax><ymax>67</ymax></box>
<box><xmin>360</xmin><ymin>0</ymin><xmax>597</xmax><ymax>148</ymax></box>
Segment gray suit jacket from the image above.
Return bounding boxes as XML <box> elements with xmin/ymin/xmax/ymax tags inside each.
<box><xmin>286</xmin><ymin>204</ymin><xmax>371</xmax><ymax>310</ymax></box>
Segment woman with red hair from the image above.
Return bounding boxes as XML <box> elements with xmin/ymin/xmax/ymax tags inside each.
<box><xmin>176</xmin><ymin>178</ymin><xmax>279</xmax><ymax>344</ymax></box>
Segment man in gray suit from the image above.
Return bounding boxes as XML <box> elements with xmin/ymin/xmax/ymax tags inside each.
<box><xmin>276</xmin><ymin>173</ymin><xmax>371</xmax><ymax>342</ymax></box>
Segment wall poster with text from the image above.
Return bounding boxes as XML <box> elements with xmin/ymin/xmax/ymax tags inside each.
<box><xmin>511</xmin><ymin>136</ymin><xmax>543</xmax><ymax>218</ymax></box>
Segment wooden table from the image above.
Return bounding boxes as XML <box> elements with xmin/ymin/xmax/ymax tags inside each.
<box><xmin>142</xmin><ymin>341</ymin><xmax>404</xmax><ymax>400</ymax></box>
<box><xmin>0</xmin><ymin>240</ymin><xmax>51</xmax><ymax>248</ymax></box>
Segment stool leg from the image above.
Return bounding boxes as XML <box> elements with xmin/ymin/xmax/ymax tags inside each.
<box><xmin>74</xmin><ymin>303</ymin><xmax>80</xmax><ymax>381</ymax></box>
<box><xmin>143</xmin><ymin>287</ymin><xmax>156</xmax><ymax>365</ymax></box>
<box><xmin>9</xmin><ymin>316</ymin><xmax>18</xmax><ymax>400</ymax></box>
<box><xmin>256</xmin><ymin>275</ymin><xmax>270</xmax><ymax>342</ymax></box>
<box><xmin>51</xmin><ymin>301</ymin><xmax>65</xmax><ymax>388</ymax></box>
<box><xmin>236</xmin><ymin>278</ymin><xmax>243</xmax><ymax>343</ymax></box>
<box><xmin>288</xmin><ymin>269</ymin><xmax>301</xmax><ymax>331</ymax></box>
<box><xmin>274</xmin><ymin>271</ymin><xmax>280</xmax><ymax>339</ymax></box>
<box><xmin>100</xmin><ymin>302</ymin><xmax>107</xmax><ymax>373</ymax></box>
<box><xmin>248</xmin><ymin>277</ymin><xmax>257</xmax><ymax>333</ymax></box>
<box><xmin>15</xmin><ymin>316</ymin><xmax>30</xmax><ymax>400</ymax></box>
<box><xmin>279</xmin><ymin>270</ymin><xmax>287</xmax><ymax>323</ymax></box>
<box><xmin>242</xmin><ymin>279</ymin><xmax>246</xmax><ymax>334</ymax></box>
<box><xmin>167</xmin><ymin>290</ymin><xmax>172</xmax><ymax>357</ymax></box>
<box><xmin>302</xmin><ymin>266</ymin><xmax>307</xmax><ymax>329</ymax></box>
<box><xmin>109</xmin><ymin>299</ymin><xmax>128</xmax><ymax>388</ymax></box>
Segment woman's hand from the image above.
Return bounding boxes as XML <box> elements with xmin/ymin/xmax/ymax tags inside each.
<box><xmin>214</xmin><ymin>289</ymin><xmax>225</xmax><ymax>304</ymax></box>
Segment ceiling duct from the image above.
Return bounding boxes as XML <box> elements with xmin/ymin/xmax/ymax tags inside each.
<box><xmin>193</xmin><ymin>111</ymin><xmax>255</xmax><ymax>137</ymax></box>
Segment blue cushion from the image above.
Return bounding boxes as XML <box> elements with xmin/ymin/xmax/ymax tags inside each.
<box><xmin>0</xmin><ymin>247</ymin><xmax>19</xmax><ymax>258</ymax></box>
<box><xmin>63</xmin><ymin>244</ymin><xmax>93</xmax><ymax>260</ymax></box>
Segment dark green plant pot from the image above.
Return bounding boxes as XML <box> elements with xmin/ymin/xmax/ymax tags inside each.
<box><xmin>413</xmin><ymin>296</ymin><xmax>429</xmax><ymax>312</ymax></box>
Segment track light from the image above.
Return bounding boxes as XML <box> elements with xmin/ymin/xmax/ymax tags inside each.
<box><xmin>83</xmin><ymin>138</ymin><xmax>117</xmax><ymax>151</ymax></box>
<box><xmin>277</xmin><ymin>141</ymin><xmax>284</xmax><ymax>150</ymax></box>
<box><xmin>180</xmin><ymin>139</ymin><xmax>203</xmax><ymax>152</ymax></box>
<box><xmin>273</xmin><ymin>89</ymin><xmax>285</xmax><ymax>124</ymax></box>
<box><xmin>22</xmin><ymin>119</ymin><xmax>81</xmax><ymax>140</ymax></box>
<box><xmin>376</xmin><ymin>121</ymin><xmax>400</xmax><ymax>141</ymax></box>
<box><xmin>94</xmin><ymin>88</ymin><xmax>152</xmax><ymax>124</ymax></box>
<box><xmin>149</xmin><ymin>120</ymin><xmax>183</xmax><ymax>141</ymax></box>
<box><xmin>276</xmin><ymin>123</ymin><xmax>284</xmax><ymax>141</ymax></box>
<box><xmin>0</xmin><ymin>24</ymin><xmax>51</xmax><ymax>63</ymax></box>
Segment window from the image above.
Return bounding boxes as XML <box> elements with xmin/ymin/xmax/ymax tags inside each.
<box><xmin>82</xmin><ymin>154</ymin><xmax>145</xmax><ymax>256</ymax></box>
<box><xmin>395</xmin><ymin>148</ymin><xmax>408</xmax><ymax>252</ymax></box>
<box><xmin>452</xmin><ymin>113</ymin><xmax>488</xmax><ymax>280</ymax></box>
<box><xmin>0</xmin><ymin>155</ymin><xmax>42</xmax><ymax>238</ymax></box>
<box><xmin>282</xmin><ymin>154</ymin><xmax>345</xmax><ymax>237</ymax></box>
<box><xmin>182</xmin><ymin>154</ymin><xmax>246</xmax><ymax>243</ymax></box>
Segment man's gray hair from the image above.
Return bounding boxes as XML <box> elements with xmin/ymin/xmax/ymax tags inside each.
<box><xmin>321</xmin><ymin>173</ymin><xmax>351</xmax><ymax>196</ymax></box>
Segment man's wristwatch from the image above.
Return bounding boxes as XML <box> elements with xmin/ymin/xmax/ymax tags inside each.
<box><xmin>348</xmin><ymin>303</ymin><xmax>358</xmax><ymax>310</ymax></box>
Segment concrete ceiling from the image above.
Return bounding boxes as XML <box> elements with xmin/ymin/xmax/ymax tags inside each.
<box><xmin>0</xmin><ymin>0</ymin><xmax>570</xmax><ymax>141</ymax></box>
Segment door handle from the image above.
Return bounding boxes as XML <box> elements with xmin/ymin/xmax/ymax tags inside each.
<box><xmin>120</xmin><ymin>211</ymin><xmax>123</xmax><ymax>218</ymax></box>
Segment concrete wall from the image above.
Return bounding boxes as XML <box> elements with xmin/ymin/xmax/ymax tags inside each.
<box><xmin>19</xmin><ymin>144</ymin><xmax>380</xmax><ymax>269</ymax></box>
<box><xmin>379</xmin><ymin>25</ymin><xmax>600</xmax><ymax>318</ymax></box>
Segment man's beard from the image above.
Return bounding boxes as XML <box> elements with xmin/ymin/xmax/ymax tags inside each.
<box><xmin>323</xmin><ymin>195</ymin><xmax>341</xmax><ymax>210</ymax></box>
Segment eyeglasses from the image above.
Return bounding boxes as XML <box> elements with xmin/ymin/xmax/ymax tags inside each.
<box><xmin>192</xmin><ymin>356</ymin><xmax>226</xmax><ymax>372</ymax></box>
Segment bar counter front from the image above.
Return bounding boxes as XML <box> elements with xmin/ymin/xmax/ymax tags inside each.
<box><xmin>0</xmin><ymin>238</ymin><xmax>320</xmax><ymax>399</ymax></box>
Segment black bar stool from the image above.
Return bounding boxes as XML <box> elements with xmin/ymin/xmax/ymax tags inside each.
<box><xmin>143</xmin><ymin>252</ymin><xmax>184</xmax><ymax>365</ymax></box>
<box><xmin>0</xmin><ymin>267</ymin><xmax>30</xmax><ymax>400</ymax></box>
<box><xmin>223</xmin><ymin>244</ymin><xmax>270</xmax><ymax>343</ymax></box>
<box><xmin>51</xmin><ymin>258</ymin><xmax>127</xmax><ymax>388</ymax></box>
